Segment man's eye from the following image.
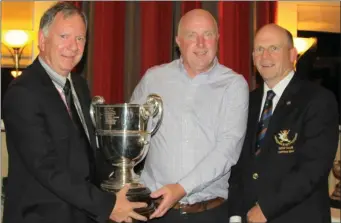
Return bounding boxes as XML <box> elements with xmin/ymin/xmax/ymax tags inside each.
<box><xmin>255</xmin><ymin>47</ymin><xmax>263</xmax><ymax>53</ymax></box>
<box><xmin>60</xmin><ymin>34</ymin><xmax>67</xmax><ymax>39</ymax></box>
<box><xmin>270</xmin><ymin>46</ymin><xmax>278</xmax><ymax>51</ymax></box>
<box><xmin>77</xmin><ymin>36</ymin><xmax>85</xmax><ymax>41</ymax></box>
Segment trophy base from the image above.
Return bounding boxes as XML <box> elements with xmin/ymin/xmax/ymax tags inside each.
<box><xmin>101</xmin><ymin>180</ymin><xmax>156</xmax><ymax>218</ymax></box>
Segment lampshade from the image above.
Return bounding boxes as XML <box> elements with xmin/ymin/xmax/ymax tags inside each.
<box><xmin>11</xmin><ymin>70</ymin><xmax>22</xmax><ymax>78</ymax></box>
<box><xmin>3</xmin><ymin>30</ymin><xmax>29</xmax><ymax>48</ymax></box>
<box><xmin>293</xmin><ymin>37</ymin><xmax>317</xmax><ymax>55</ymax></box>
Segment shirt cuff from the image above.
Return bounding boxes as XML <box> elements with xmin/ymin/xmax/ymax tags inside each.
<box><xmin>229</xmin><ymin>215</ymin><xmax>242</xmax><ymax>223</ymax></box>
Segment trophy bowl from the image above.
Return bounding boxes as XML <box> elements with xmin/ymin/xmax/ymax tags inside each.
<box><xmin>90</xmin><ymin>94</ymin><xmax>163</xmax><ymax>218</ymax></box>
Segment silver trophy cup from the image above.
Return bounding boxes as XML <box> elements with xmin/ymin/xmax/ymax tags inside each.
<box><xmin>90</xmin><ymin>94</ymin><xmax>163</xmax><ymax>218</ymax></box>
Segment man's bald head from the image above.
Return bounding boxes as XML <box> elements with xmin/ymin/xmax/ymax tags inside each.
<box><xmin>175</xmin><ymin>9</ymin><xmax>219</xmax><ymax>77</ymax></box>
<box><xmin>253</xmin><ymin>23</ymin><xmax>297</xmax><ymax>88</ymax></box>
<box><xmin>177</xmin><ymin>9</ymin><xmax>218</xmax><ymax>36</ymax></box>
<box><xmin>255</xmin><ymin>23</ymin><xmax>294</xmax><ymax>49</ymax></box>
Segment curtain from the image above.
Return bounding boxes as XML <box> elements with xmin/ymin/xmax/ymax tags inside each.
<box><xmin>92</xmin><ymin>2</ymin><xmax>126</xmax><ymax>103</ymax></box>
<box><xmin>140</xmin><ymin>2</ymin><xmax>173</xmax><ymax>76</ymax></box>
<box><xmin>181</xmin><ymin>1</ymin><xmax>202</xmax><ymax>15</ymax></box>
<box><xmin>218</xmin><ymin>2</ymin><xmax>251</xmax><ymax>84</ymax></box>
<box><xmin>90</xmin><ymin>1</ymin><xmax>173</xmax><ymax>103</ymax></box>
<box><xmin>87</xmin><ymin>1</ymin><xmax>278</xmax><ymax>101</ymax></box>
<box><xmin>256</xmin><ymin>1</ymin><xmax>278</xmax><ymax>30</ymax></box>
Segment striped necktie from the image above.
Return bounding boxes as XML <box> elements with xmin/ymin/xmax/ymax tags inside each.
<box><xmin>255</xmin><ymin>90</ymin><xmax>276</xmax><ymax>155</ymax></box>
<box><xmin>64</xmin><ymin>79</ymin><xmax>95</xmax><ymax>179</ymax></box>
<box><xmin>64</xmin><ymin>79</ymin><xmax>86</xmax><ymax>136</ymax></box>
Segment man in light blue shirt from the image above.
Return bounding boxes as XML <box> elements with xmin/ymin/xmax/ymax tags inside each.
<box><xmin>131</xmin><ymin>9</ymin><xmax>249</xmax><ymax>223</ymax></box>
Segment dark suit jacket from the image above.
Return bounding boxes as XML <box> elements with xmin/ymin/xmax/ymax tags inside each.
<box><xmin>228</xmin><ymin>74</ymin><xmax>339</xmax><ymax>223</ymax></box>
<box><xmin>2</xmin><ymin>58</ymin><xmax>115</xmax><ymax>223</ymax></box>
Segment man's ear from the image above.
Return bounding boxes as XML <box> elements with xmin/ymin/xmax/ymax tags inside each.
<box><xmin>290</xmin><ymin>47</ymin><xmax>298</xmax><ymax>63</ymax></box>
<box><xmin>38</xmin><ymin>30</ymin><xmax>46</xmax><ymax>51</ymax></box>
<box><xmin>252</xmin><ymin>52</ymin><xmax>256</xmax><ymax>66</ymax></box>
<box><xmin>175</xmin><ymin>36</ymin><xmax>180</xmax><ymax>47</ymax></box>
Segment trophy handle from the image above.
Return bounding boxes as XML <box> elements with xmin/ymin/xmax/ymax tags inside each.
<box><xmin>90</xmin><ymin>96</ymin><xmax>105</xmax><ymax>127</ymax></box>
<box><xmin>133</xmin><ymin>134</ymin><xmax>151</xmax><ymax>167</ymax></box>
<box><xmin>145</xmin><ymin>94</ymin><xmax>163</xmax><ymax>136</ymax></box>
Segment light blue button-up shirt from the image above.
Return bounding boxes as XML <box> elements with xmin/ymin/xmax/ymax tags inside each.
<box><xmin>130</xmin><ymin>58</ymin><xmax>249</xmax><ymax>204</ymax></box>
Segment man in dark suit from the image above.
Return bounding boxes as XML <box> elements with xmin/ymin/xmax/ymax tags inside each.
<box><xmin>2</xmin><ymin>2</ymin><xmax>147</xmax><ymax>223</ymax></box>
<box><xmin>228</xmin><ymin>24</ymin><xmax>339</xmax><ymax>223</ymax></box>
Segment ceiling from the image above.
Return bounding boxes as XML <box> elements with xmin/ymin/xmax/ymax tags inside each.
<box><xmin>296</xmin><ymin>2</ymin><xmax>340</xmax><ymax>33</ymax></box>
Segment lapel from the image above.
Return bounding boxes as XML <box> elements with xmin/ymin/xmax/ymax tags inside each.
<box><xmin>259</xmin><ymin>74</ymin><xmax>302</xmax><ymax>154</ymax></box>
<box><xmin>71</xmin><ymin>74</ymin><xmax>97</xmax><ymax>151</ymax></box>
<box><xmin>249</xmin><ymin>86</ymin><xmax>264</xmax><ymax>153</ymax></box>
<box><xmin>33</xmin><ymin>58</ymin><xmax>97</xmax><ymax>152</ymax></box>
<box><xmin>33</xmin><ymin>58</ymin><xmax>72</xmax><ymax>124</ymax></box>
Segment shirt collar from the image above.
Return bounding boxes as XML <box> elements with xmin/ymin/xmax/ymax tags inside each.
<box><xmin>178</xmin><ymin>56</ymin><xmax>218</xmax><ymax>77</ymax></box>
<box><xmin>38</xmin><ymin>56</ymin><xmax>71</xmax><ymax>88</ymax></box>
<box><xmin>264</xmin><ymin>70</ymin><xmax>295</xmax><ymax>99</ymax></box>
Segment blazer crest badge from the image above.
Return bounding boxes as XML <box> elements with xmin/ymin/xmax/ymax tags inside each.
<box><xmin>274</xmin><ymin>130</ymin><xmax>298</xmax><ymax>153</ymax></box>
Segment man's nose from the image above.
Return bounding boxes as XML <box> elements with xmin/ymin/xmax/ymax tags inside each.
<box><xmin>68</xmin><ymin>38</ymin><xmax>79</xmax><ymax>52</ymax></box>
<box><xmin>196</xmin><ymin>35</ymin><xmax>205</xmax><ymax>47</ymax></box>
<box><xmin>261</xmin><ymin>48</ymin><xmax>271</xmax><ymax>58</ymax></box>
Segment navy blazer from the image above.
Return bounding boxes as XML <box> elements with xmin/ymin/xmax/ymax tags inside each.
<box><xmin>228</xmin><ymin>74</ymin><xmax>339</xmax><ymax>223</ymax></box>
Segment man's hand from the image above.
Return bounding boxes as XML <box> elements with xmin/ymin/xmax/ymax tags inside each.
<box><xmin>247</xmin><ymin>203</ymin><xmax>267</xmax><ymax>223</ymax></box>
<box><xmin>109</xmin><ymin>184</ymin><xmax>148</xmax><ymax>223</ymax></box>
<box><xmin>149</xmin><ymin>183</ymin><xmax>186</xmax><ymax>219</ymax></box>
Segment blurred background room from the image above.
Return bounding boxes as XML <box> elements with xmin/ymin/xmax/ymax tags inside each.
<box><xmin>1</xmin><ymin>1</ymin><xmax>340</xmax><ymax>222</ymax></box>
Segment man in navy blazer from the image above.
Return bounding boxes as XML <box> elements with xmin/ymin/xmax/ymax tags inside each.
<box><xmin>228</xmin><ymin>24</ymin><xmax>339</xmax><ymax>223</ymax></box>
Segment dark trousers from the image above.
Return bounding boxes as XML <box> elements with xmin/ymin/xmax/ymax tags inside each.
<box><xmin>143</xmin><ymin>201</ymin><xmax>228</xmax><ymax>223</ymax></box>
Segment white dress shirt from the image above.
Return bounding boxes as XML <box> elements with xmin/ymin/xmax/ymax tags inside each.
<box><xmin>259</xmin><ymin>70</ymin><xmax>295</xmax><ymax>119</ymax></box>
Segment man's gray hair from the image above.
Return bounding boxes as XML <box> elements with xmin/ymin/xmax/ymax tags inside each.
<box><xmin>39</xmin><ymin>2</ymin><xmax>87</xmax><ymax>36</ymax></box>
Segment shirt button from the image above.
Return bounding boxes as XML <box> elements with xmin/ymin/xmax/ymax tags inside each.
<box><xmin>252</xmin><ymin>173</ymin><xmax>259</xmax><ymax>180</ymax></box>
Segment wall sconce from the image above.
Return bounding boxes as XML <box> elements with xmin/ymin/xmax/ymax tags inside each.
<box><xmin>2</xmin><ymin>30</ymin><xmax>29</xmax><ymax>78</ymax></box>
<box><xmin>293</xmin><ymin>37</ymin><xmax>317</xmax><ymax>60</ymax></box>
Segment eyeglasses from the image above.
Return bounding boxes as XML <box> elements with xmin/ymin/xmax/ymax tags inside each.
<box><xmin>253</xmin><ymin>45</ymin><xmax>283</xmax><ymax>56</ymax></box>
